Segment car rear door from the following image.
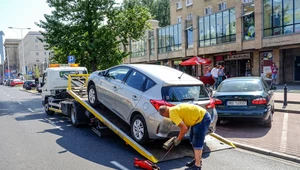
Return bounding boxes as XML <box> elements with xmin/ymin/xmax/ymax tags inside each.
<box><xmin>114</xmin><ymin>70</ymin><xmax>147</xmax><ymax>121</ymax></box>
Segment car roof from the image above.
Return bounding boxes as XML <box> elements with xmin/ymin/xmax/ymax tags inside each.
<box><xmin>224</xmin><ymin>77</ymin><xmax>262</xmax><ymax>81</ymax></box>
<box><xmin>121</xmin><ymin>64</ymin><xmax>203</xmax><ymax>85</ymax></box>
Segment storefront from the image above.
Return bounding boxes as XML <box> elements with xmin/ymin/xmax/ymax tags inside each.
<box><xmin>260</xmin><ymin>51</ymin><xmax>273</xmax><ymax>81</ymax></box>
<box><xmin>281</xmin><ymin>48</ymin><xmax>300</xmax><ymax>82</ymax></box>
<box><xmin>223</xmin><ymin>53</ymin><xmax>252</xmax><ymax>77</ymax></box>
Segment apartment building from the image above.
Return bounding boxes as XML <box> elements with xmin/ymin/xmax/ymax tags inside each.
<box><xmin>124</xmin><ymin>0</ymin><xmax>300</xmax><ymax>83</ymax></box>
<box><xmin>19</xmin><ymin>31</ymin><xmax>51</xmax><ymax>77</ymax></box>
<box><xmin>0</xmin><ymin>31</ymin><xmax>4</xmax><ymax>65</ymax></box>
<box><xmin>3</xmin><ymin>39</ymin><xmax>21</xmax><ymax>79</ymax></box>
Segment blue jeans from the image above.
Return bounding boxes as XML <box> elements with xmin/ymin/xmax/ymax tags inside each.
<box><xmin>189</xmin><ymin>112</ymin><xmax>212</xmax><ymax>150</ymax></box>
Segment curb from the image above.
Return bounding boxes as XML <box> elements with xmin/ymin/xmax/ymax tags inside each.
<box><xmin>275</xmin><ymin>100</ymin><xmax>300</xmax><ymax>104</ymax></box>
<box><xmin>274</xmin><ymin>108</ymin><xmax>300</xmax><ymax>114</ymax></box>
<box><xmin>232</xmin><ymin>142</ymin><xmax>300</xmax><ymax>163</ymax></box>
<box><xmin>210</xmin><ymin>133</ymin><xmax>236</xmax><ymax>148</ymax></box>
<box><xmin>18</xmin><ymin>88</ymin><xmax>40</xmax><ymax>95</ymax></box>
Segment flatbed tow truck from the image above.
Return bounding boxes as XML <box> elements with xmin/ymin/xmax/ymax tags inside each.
<box><xmin>41</xmin><ymin>64</ymin><xmax>235</xmax><ymax>163</ymax></box>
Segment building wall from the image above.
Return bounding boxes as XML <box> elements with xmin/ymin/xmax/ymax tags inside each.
<box><xmin>0</xmin><ymin>31</ymin><xmax>4</xmax><ymax>64</ymax></box>
<box><xmin>4</xmin><ymin>39</ymin><xmax>21</xmax><ymax>79</ymax></box>
<box><xmin>19</xmin><ymin>31</ymin><xmax>51</xmax><ymax>75</ymax></box>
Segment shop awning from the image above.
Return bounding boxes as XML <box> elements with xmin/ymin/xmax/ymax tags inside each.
<box><xmin>180</xmin><ymin>56</ymin><xmax>212</xmax><ymax>66</ymax></box>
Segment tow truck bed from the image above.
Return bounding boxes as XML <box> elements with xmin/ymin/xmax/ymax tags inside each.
<box><xmin>66</xmin><ymin>74</ymin><xmax>235</xmax><ymax>163</ymax></box>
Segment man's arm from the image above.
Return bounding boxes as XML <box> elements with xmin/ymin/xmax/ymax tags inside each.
<box><xmin>177</xmin><ymin>121</ymin><xmax>189</xmax><ymax>141</ymax></box>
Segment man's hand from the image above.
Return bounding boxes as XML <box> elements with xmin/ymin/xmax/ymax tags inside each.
<box><xmin>173</xmin><ymin>138</ymin><xmax>181</xmax><ymax>146</ymax></box>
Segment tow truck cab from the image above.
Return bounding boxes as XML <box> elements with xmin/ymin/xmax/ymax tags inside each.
<box><xmin>41</xmin><ymin>64</ymin><xmax>88</xmax><ymax>106</ymax></box>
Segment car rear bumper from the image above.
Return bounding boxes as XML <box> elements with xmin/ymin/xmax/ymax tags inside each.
<box><xmin>217</xmin><ymin>108</ymin><xmax>271</xmax><ymax>121</ymax></box>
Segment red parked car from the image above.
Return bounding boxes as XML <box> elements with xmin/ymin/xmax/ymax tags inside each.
<box><xmin>10</xmin><ymin>79</ymin><xmax>24</xmax><ymax>87</ymax></box>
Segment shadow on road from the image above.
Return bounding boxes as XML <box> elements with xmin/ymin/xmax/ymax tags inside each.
<box><xmin>216</xmin><ymin>120</ymin><xmax>271</xmax><ymax>138</ymax></box>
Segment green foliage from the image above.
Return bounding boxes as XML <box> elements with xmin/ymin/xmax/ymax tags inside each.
<box><xmin>123</xmin><ymin>0</ymin><xmax>170</xmax><ymax>27</ymax></box>
<box><xmin>36</xmin><ymin>0</ymin><xmax>151</xmax><ymax>72</ymax></box>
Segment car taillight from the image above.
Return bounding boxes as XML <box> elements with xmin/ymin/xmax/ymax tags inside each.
<box><xmin>150</xmin><ymin>99</ymin><xmax>174</xmax><ymax>111</ymax></box>
<box><xmin>206</xmin><ymin>98</ymin><xmax>216</xmax><ymax>109</ymax></box>
<box><xmin>252</xmin><ymin>98</ymin><xmax>267</xmax><ymax>105</ymax></box>
<box><xmin>214</xmin><ymin>98</ymin><xmax>222</xmax><ymax>105</ymax></box>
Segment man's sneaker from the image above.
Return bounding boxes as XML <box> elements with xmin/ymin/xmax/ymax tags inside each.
<box><xmin>186</xmin><ymin>159</ymin><xmax>195</xmax><ymax>167</ymax></box>
<box><xmin>186</xmin><ymin>159</ymin><xmax>202</xmax><ymax>167</ymax></box>
<box><xmin>185</xmin><ymin>165</ymin><xmax>201</xmax><ymax>170</ymax></box>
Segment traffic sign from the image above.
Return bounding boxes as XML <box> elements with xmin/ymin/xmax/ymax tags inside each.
<box><xmin>28</xmin><ymin>71</ymin><xmax>33</xmax><ymax>76</ymax></box>
<box><xmin>68</xmin><ymin>56</ymin><xmax>76</xmax><ymax>64</ymax></box>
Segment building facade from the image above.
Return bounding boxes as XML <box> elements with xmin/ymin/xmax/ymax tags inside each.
<box><xmin>4</xmin><ymin>39</ymin><xmax>21</xmax><ymax>79</ymax></box>
<box><xmin>19</xmin><ymin>31</ymin><xmax>51</xmax><ymax>77</ymax></box>
<box><xmin>124</xmin><ymin>0</ymin><xmax>300</xmax><ymax>83</ymax></box>
<box><xmin>0</xmin><ymin>31</ymin><xmax>4</xmax><ymax>65</ymax></box>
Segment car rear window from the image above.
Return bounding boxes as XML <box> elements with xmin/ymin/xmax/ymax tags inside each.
<box><xmin>162</xmin><ymin>85</ymin><xmax>209</xmax><ymax>102</ymax></box>
<box><xmin>218</xmin><ymin>80</ymin><xmax>262</xmax><ymax>92</ymax></box>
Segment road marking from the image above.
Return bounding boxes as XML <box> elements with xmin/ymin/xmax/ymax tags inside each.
<box><xmin>17</xmin><ymin>101</ymin><xmax>22</xmax><ymax>105</ymax></box>
<box><xmin>28</xmin><ymin>108</ymin><xmax>35</xmax><ymax>112</ymax></box>
<box><xmin>110</xmin><ymin>161</ymin><xmax>130</xmax><ymax>170</ymax></box>
<box><xmin>45</xmin><ymin>118</ymin><xmax>64</xmax><ymax>131</ymax></box>
<box><xmin>280</xmin><ymin>113</ymin><xmax>288</xmax><ymax>152</ymax></box>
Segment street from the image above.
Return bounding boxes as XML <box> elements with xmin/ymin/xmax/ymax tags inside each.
<box><xmin>0</xmin><ymin>85</ymin><xmax>300</xmax><ymax>170</ymax></box>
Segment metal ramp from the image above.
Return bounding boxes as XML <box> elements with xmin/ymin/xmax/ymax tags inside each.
<box><xmin>67</xmin><ymin>74</ymin><xmax>235</xmax><ymax>163</ymax></box>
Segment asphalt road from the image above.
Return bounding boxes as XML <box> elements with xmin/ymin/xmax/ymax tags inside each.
<box><xmin>0</xmin><ymin>85</ymin><xmax>299</xmax><ymax>170</ymax></box>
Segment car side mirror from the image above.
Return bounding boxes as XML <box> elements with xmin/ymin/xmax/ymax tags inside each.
<box><xmin>270</xmin><ymin>86</ymin><xmax>276</xmax><ymax>90</ymax></box>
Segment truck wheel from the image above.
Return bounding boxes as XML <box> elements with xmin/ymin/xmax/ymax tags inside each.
<box><xmin>70</xmin><ymin>105</ymin><xmax>79</xmax><ymax>127</ymax></box>
<box><xmin>88</xmin><ymin>85</ymin><xmax>99</xmax><ymax>107</ymax></box>
<box><xmin>44</xmin><ymin>101</ymin><xmax>54</xmax><ymax>115</ymax></box>
<box><xmin>131</xmin><ymin>114</ymin><xmax>149</xmax><ymax>144</ymax></box>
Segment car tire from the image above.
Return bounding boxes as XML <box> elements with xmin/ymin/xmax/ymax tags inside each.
<box><xmin>44</xmin><ymin>100</ymin><xmax>55</xmax><ymax>115</ymax></box>
<box><xmin>264</xmin><ymin>113</ymin><xmax>273</xmax><ymax>128</ymax></box>
<box><xmin>70</xmin><ymin>105</ymin><xmax>79</xmax><ymax>127</ymax></box>
<box><xmin>88</xmin><ymin>84</ymin><xmax>99</xmax><ymax>107</ymax></box>
<box><xmin>217</xmin><ymin>118</ymin><xmax>221</xmax><ymax>125</ymax></box>
<box><xmin>131</xmin><ymin>114</ymin><xmax>149</xmax><ymax>144</ymax></box>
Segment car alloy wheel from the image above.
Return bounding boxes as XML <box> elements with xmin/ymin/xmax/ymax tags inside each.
<box><xmin>88</xmin><ymin>84</ymin><xmax>99</xmax><ymax>107</ymax></box>
<box><xmin>133</xmin><ymin>119</ymin><xmax>144</xmax><ymax>140</ymax></box>
<box><xmin>89</xmin><ymin>88</ymin><xmax>96</xmax><ymax>104</ymax></box>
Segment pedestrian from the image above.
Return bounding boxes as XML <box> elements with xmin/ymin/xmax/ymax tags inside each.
<box><xmin>158</xmin><ymin>103</ymin><xmax>211</xmax><ymax>170</ymax></box>
<box><xmin>217</xmin><ymin>65</ymin><xmax>225</xmax><ymax>86</ymax></box>
<box><xmin>211</xmin><ymin>64</ymin><xmax>219</xmax><ymax>90</ymax></box>
<box><xmin>271</xmin><ymin>62</ymin><xmax>278</xmax><ymax>85</ymax></box>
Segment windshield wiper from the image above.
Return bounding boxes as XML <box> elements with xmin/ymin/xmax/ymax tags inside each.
<box><xmin>180</xmin><ymin>98</ymin><xmax>195</xmax><ymax>101</ymax></box>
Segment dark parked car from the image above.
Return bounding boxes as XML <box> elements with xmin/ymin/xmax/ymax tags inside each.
<box><xmin>23</xmin><ymin>80</ymin><xmax>36</xmax><ymax>90</ymax></box>
<box><xmin>212</xmin><ymin>77</ymin><xmax>276</xmax><ymax>127</ymax></box>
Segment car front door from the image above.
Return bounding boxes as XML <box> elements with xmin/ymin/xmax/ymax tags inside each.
<box><xmin>96</xmin><ymin>66</ymin><xmax>131</xmax><ymax>114</ymax></box>
<box><xmin>115</xmin><ymin>70</ymin><xmax>146</xmax><ymax>121</ymax></box>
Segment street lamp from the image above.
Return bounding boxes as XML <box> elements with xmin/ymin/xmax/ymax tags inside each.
<box><xmin>8</xmin><ymin>27</ymin><xmax>31</xmax><ymax>76</ymax></box>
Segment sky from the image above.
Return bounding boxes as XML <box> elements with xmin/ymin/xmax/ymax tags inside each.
<box><xmin>0</xmin><ymin>0</ymin><xmax>123</xmax><ymax>39</ymax></box>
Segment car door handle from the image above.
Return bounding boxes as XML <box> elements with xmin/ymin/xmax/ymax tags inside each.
<box><xmin>132</xmin><ymin>95</ymin><xmax>137</xmax><ymax>101</ymax></box>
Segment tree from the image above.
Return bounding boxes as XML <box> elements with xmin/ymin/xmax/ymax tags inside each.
<box><xmin>123</xmin><ymin>0</ymin><xmax>170</xmax><ymax>27</ymax></box>
<box><xmin>36</xmin><ymin>0</ymin><xmax>151</xmax><ymax>72</ymax></box>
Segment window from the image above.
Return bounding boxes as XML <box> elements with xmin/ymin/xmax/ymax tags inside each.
<box><xmin>243</xmin><ymin>3</ymin><xmax>255</xmax><ymax>40</ymax></box>
<box><xmin>176</xmin><ymin>1</ymin><xmax>182</xmax><ymax>9</ymax></box>
<box><xmin>125</xmin><ymin>70</ymin><xmax>146</xmax><ymax>91</ymax></box>
<box><xmin>177</xmin><ymin>16</ymin><xmax>182</xmax><ymax>23</ymax></box>
<box><xmin>187</xmin><ymin>13</ymin><xmax>193</xmax><ymax>20</ymax></box>
<box><xmin>263</xmin><ymin>0</ymin><xmax>300</xmax><ymax>36</ymax></box>
<box><xmin>243</xmin><ymin>0</ymin><xmax>253</xmax><ymax>3</ymax></box>
<box><xmin>44</xmin><ymin>52</ymin><xmax>47</xmax><ymax>56</ymax></box>
<box><xmin>36</xmin><ymin>52</ymin><xmax>39</xmax><ymax>56</ymax></box>
<box><xmin>107</xmin><ymin>67</ymin><xmax>131</xmax><ymax>81</ymax></box>
<box><xmin>162</xmin><ymin>85</ymin><xmax>209</xmax><ymax>102</ymax></box>
<box><xmin>158</xmin><ymin>24</ymin><xmax>182</xmax><ymax>53</ymax></box>
<box><xmin>219</xmin><ymin>2</ymin><xmax>227</xmax><ymax>11</ymax></box>
<box><xmin>35</xmin><ymin>39</ymin><xmax>39</xmax><ymax>43</ymax></box>
<box><xmin>186</xmin><ymin>0</ymin><xmax>193</xmax><ymax>7</ymax></box>
<box><xmin>36</xmin><ymin>58</ymin><xmax>39</xmax><ymax>62</ymax></box>
<box><xmin>131</xmin><ymin>37</ymin><xmax>146</xmax><ymax>58</ymax></box>
<box><xmin>205</xmin><ymin>6</ymin><xmax>212</xmax><ymax>15</ymax></box>
<box><xmin>218</xmin><ymin>81</ymin><xmax>262</xmax><ymax>92</ymax></box>
<box><xmin>199</xmin><ymin>8</ymin><xmax>236</xmax><ymax>47</ymax></box>
<box><xmin>59</xmin><ymin>71</ymin><xmax>79</xmax><ymax>78</ymax></box>
<box><xmin>145</xmin><ymin>79</ymin><xmax>156</xmax><ymax>91</ymax></box>
<box><xmin>186</xmin><ymin>21</ymin><xmax>194</xmax><ymax>48</ymax></box>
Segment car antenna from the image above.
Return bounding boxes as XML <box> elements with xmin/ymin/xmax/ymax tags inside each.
<box><xmin>178</xmin><ymin>72</ymin><xmax>184</xmax><ymax>79</ymax></box>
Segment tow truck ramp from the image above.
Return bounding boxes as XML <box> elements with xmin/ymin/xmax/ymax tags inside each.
<box><xmin>66</xmin><ymin>74</ymin><xmax>235</xmax><ymax>163</ymax></box>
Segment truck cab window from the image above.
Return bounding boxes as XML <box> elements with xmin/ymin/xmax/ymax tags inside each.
<box><xmin>42</xmin><ymin>72</ymin><xmax>47</xmax><ymax>86</ymax></box>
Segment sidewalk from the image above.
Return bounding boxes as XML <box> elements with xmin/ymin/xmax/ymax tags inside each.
<box><xmin>273</xmin><ymin>84</ymin><xmax>300</xmax><ymax>114</ymax></box>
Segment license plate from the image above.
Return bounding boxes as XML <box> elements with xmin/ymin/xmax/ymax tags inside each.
<box><xmin>227</xmin><ymin>101</ymin><xmax>247</xmax><ymax>106</ymax></box>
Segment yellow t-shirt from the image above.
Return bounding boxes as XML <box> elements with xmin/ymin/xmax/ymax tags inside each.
<box><xmin>169</xmin><ymin>103</ymin><xmax>206</xmax><ymax>126</ymax></box>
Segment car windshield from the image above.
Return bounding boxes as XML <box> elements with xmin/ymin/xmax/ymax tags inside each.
<box><xmin>218</xmin><ymin>80</ymin><xmax>263</xmax><ymax>92</ymax></box>
<box><xmin>162</xmin><ymin>85</ymin><xmax>209</xmax><ymax>102</ymax></box>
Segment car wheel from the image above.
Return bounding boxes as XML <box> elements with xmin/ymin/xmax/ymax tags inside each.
<box><xmin>88</xmin><ymin>84</ymin><xmax>99</xmax><ymax>107</ymax></box>
<box><xmin>217</xmin><ymin>118</ymin><xmax>221</xmax><ymax>125</ymax></box>
<box><xmin>70</xmin><ymin>105</ymin><xmax>79</xmax><ymax>127</ymax></box>
<box><xmin>264</xmin><ymin>113</ymin><xmax>273</xmax><ymax>128</ymax></box>
<box><xmin>131</xmin><ymin>114</ymin><xmax>149</xmax><ymax>144</ymax></box>
<box><xmin>44</xmin><ymin>101</ymin><xmax>55</xmax><ymax>115</ymax></box>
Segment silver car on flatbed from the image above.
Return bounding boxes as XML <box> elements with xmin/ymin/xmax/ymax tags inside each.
<box><xmin>87</xmin><ymin>64</ymin><xmax>217</xmax><ymax>144</ymax></box>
